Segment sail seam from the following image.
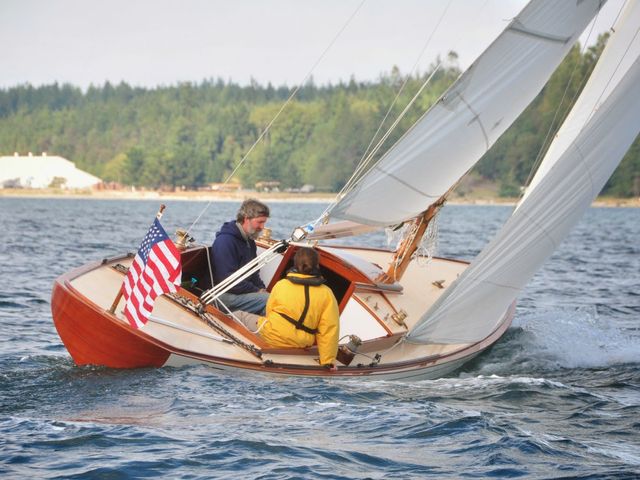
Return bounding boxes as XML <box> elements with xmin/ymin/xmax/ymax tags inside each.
<box><xmin>372</xmin><ymin>164</ymin><xmax>438</xmax><ymax>199</ymax></box>
<box><xmin>575</xmin><ymin>132</ymin><xmax>596</xmax><ymax>199</ymax></box>
<box><xmin>514</xmin><ymin>204</ymin><xmax>559</xmax><ymax>252</ymax></box>
<box><xmin>453</xmin><ymin>276</ymin><xmax>522</xmax><ymax>293</ymax></box>
<box><xmin>459</xmin><ymin>93</ymin><xmax>489</xmax><ymax>150</ymax></box>
<box><xmin>507</xmin><ymin>21</ymin><xmax>571</xmax><ymax>44</ymax></box>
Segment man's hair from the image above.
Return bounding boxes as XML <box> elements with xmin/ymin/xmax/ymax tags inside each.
<box><xmin>236</xmin><ymin>199</ymin><xmax>270</xmax><ymax>223</ymax></box>
<box><xmin>294</xmin><ymin>247</ymin><xmax>319</xmax><ymax>275</ymax></box>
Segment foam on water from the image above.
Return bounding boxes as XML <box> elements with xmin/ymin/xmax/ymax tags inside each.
<box><xmin>513</xmin><ymin>307</ymin><xmax>640</xmax><ymax>369</ymax></box>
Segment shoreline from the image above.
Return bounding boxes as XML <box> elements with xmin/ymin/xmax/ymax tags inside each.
<box><xmin>0</xmin><ymin>188</ymin><xmax>336</xmax><ymax>204</ymax></box>
<box><xmin>1</xmin><ymin>188</ymin><xmax>638</xmax><ymax>208</ymax></box>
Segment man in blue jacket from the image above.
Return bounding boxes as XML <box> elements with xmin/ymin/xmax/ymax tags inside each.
<box><xmin>212</xmin><ymin>199</ymin><xmax>270</xmax><ymax>315</ymax></box>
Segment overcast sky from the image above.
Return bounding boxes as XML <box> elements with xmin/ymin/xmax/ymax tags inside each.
<box><xmin>0</xmin><ymin>0</ymin><xmax>624</xmax><ymax>90</ymax></box>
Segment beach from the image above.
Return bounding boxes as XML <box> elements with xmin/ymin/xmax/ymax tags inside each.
<box><xmin>1</xmin><ymin>187</ymin><xmax>638</xmax><ymax>208</ymax></box>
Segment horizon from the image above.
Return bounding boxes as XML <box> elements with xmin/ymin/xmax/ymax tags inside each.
<box><xmin>0</xmin><ymin>63</ymin><xmax>457</xmax><ymax>92</ymax></box>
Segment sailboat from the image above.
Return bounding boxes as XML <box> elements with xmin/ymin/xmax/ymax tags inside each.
<box><xmin>51</xmin><ymin>0</ymin><xmax>640</xmax><ymax>380</ymax></box>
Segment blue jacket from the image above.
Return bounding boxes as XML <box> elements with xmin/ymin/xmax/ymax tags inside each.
<box><xmin>212</xmin><ymin>220</ymin><xmax>266</xmax><ymax>294</ymax></box>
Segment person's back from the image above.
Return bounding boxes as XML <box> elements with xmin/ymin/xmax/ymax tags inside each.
<box><xmin>259</xmin><ymin>248</ymin><xmax>340</xmax><ymax>368</ymax></box>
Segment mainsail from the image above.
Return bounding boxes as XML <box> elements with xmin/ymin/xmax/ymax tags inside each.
<box><xmin>329</xmin><ymin>0</ymin><xmax>605</xmax><ymax>227</ymax></box>
<box><xmin>407</xmin><ymin>1</ymin><xmax>640</xmax><ymax>344</ymax></box>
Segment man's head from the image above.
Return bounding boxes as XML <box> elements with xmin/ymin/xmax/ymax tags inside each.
<box><xmin>237</xmin><ymin>199</ymin><xmax>270</xmax><ymax>239</ymax></box>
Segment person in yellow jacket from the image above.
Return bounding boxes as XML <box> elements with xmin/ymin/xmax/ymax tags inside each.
<box><xmin>237</xmin><ymin>247</ymin><xmax>340</xmax><ymax>369</ymax></box>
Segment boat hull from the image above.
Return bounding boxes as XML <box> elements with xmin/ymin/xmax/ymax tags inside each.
<box><xmin>51</xmin><ymin>248</ymin><xmax>514</xmax><ymax>380</ymax></box>
<box><xmin>51</xmin><ymin>263</ymin><xmax>170</xmax><ymax>368</ymax></box>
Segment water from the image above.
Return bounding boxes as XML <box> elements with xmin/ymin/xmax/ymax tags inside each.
<box><xmin>1</xmin><ymin>197</ymin><xmax>639</xmax><ymax>479</ymax></box>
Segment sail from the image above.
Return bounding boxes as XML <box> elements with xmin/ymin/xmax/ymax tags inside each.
<box><xmin>520</xmin><ymin>0</ymin><xmax>640</xmax><ymax>204</ymax></box>
<box><xmin>330</xmin><ymin>0</ymin><xmax>605</xmax><ymax>227</ymax></box>
<box><xmin>407</xmin><ymin>9</ymin><xmax>640</xmax><ymax>344</ymax></box>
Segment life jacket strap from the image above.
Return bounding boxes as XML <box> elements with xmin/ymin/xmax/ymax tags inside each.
<box><xmin>276</xmin><ymin>284</ymin><xmax>318</xmax><ymax>335</ymax></box>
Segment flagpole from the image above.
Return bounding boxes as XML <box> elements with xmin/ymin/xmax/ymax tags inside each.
<box><xmin>108</xmin><ymin>204</ymin><xmax>167</xmax><ymax>315</ymax></box>
<box><xmin>156</xmin><ymin>204</ymin><xmax>166</xmax><ymax>219</ymax></box>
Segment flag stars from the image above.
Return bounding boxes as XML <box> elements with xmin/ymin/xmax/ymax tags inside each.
<box><xmin>122</xmin><ymin>217</ymin><xmax>182</xmax><ymax>329</ymax></box>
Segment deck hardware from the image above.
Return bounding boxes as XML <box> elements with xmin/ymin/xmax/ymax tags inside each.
<box><xmin>391</xmin><ymin>310</ymin><xmax>408</xmax><ymax>327</ymax></box>
<box><xmin>259</xmin><ymin>227</ymin><xmax>272</xmax><ymax>240</ymax></box>
<box><xmin>336</xmin><ymin>335</ymin><xmax>362</xmax><ymax>366</ymax></box>
<box><xmin>175</xmin><ymin>228</ymin><xmax>194</xmax><ymax>250</ymax></box>
<box><xmin>369</xmin><ymin>353</ymin><xmax>382</xmax><ymax>366</ymax></box>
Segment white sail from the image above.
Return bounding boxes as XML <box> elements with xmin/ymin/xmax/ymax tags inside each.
<box><xmin>330</xmin><ymin>0</ymin><xmax>605</xmax><ymax>227</ymax></box>
<box><xmin>407</xmin><ymin>10</ymin><xmax>640</xmax><ymax>344</ymax></box>
<box><xmin>520</xmin><ymin>0</ymin><xmax>640</xmax><ymax>204</ymax></box>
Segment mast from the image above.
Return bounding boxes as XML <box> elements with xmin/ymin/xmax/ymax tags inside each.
<box><xmin>379</xmin><ymin>196</ymin><xmax>445</xmax><ymax>284</ymax></box>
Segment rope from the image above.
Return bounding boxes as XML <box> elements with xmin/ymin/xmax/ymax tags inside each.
<box><xmin>166</xmin><ymin>292</ymin><xmax>264</xmax><ymax>359</ymax></box>
<box><xmin>358</xmin><ymin>0</ymin><xmax>455</xmax><ymax>177</ymax></box>
<box><xmin>200</xmin><ymin>240</ymin><xmax>286</xmax><ymax>304</ymax></box>
<box><xmin>317</xmin><ymin>2</ymin><xmax>454</xmax><ymax>225</ymax></box>
<box><xmin>416</xmin><ymin>210</ymin><xmax>439</xmax><ymax>265</ymax></box>
<box><xmin>184</xmin><ymin>0</ymin><xmax>367</xmax><ymax>236</ymax></box>
<box><xmin>316</xmin><ymin>65</ymin><xmax>444</xmax><ymax>226</ymax></box>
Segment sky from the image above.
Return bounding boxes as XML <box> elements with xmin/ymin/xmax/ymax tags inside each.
<box><xmin>0</xmin><ymin>0</ymin><xmax>625</xmax><ymax>90</ymax></box>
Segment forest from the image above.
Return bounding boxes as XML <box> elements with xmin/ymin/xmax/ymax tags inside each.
<box><xmin>1</xmin><ymin>34</ymin><xmax>638</xmax><ymax>198</ymax></box>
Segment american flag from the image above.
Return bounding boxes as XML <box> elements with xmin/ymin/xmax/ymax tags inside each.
<box><xmin>122</xmin><ymin>218</ymin><xmax>182</xmax><ymax>329</ymax></box>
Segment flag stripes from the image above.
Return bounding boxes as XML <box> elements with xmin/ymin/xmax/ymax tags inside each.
<box><xmin>121</xmin><ymin>218</ymin><xmax>182</xmax><ymax>329</ymax></box>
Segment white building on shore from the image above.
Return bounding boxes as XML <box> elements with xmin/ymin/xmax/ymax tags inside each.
<box><xmin>0</xmin><ymin>153</ymin><xmax>102</xmax><ymax>189</ymax></box>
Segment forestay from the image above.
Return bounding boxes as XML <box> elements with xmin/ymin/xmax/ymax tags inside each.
<box><xmin>407</xmin><ymin>2</ymin><xmax>640</xmax><ymax>344</ymax></box>
<box><xmin>329</xmin><ymin>0</ymin><xmax>605</xmax><ymax>227</ymax></box>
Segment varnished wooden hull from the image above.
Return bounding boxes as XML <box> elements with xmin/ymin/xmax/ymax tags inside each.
<box><xmin>51</xmin><ymin>259</ymin><xmax>170</xmax><ymax>368</ymax></box>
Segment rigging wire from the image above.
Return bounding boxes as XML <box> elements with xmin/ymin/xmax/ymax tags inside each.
<box><xmin>580</xmin><ymin>10</ymin><xmax>639</xmax><ymax>127</ymax></box>
<box><xmin>331</xmin><ymin>65</ymin><xmax>443</xmax><ymax>202</ymax></box>
<box><xmin>316</xmin><ymin>0</ymin><xmax>455</xmax><ymax>225</ymax></box>
<box><xmin>317</xmin><ymin>0</ymin><xmax>498</xmax><ymax>226</ymax></box>
<box><xmin>184</xmin><ymin>0</ymin><xmax>367</xmax><ymax>236</ymax></box>
<box><xmin>357</xmin><ymin>0</ymin><xmax>454</xmax><ymax>183</ymax></box>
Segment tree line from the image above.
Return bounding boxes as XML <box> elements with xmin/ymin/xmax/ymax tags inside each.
<box><xmin>1</xmin><ymin>35</ymin><xmax>638</xmax><ymax>197</ymax></box>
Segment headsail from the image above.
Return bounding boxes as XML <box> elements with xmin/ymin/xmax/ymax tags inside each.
<box><xmin>521</xmin><ymin>0</ymin><xmax>640</xmax><ymax>203</ymax></box>
<box><xmin>329</xmin><ymin>0</ymin><xmax>605</xmax><ymax>227</ymax></box>
<box><xmin>407</xmin><ymin>2</ymin><xmax>640</xmax><ymax>344</ymax></box>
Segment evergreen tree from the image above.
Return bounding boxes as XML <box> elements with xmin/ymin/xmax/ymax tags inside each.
<box><xmin>0</xmin><ymin>41</ymin><xmax>637</xmax><ymax>196</ymax></box>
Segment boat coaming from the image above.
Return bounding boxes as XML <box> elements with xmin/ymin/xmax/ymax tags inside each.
<box><xmin>51</xmin><ymin>244</ymin><xmax>514</xmax><ymax>380</ymax></box>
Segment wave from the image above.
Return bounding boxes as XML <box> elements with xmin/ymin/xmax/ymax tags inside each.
<box><xmin>455</xmin><ymin>307</ymin><xmax>640</xmax><ymax>378</ymax></box>
<box><xmin>513</xmin><ymin>308</ymin><xmax>640</xmax><ymax>369</ymax></box>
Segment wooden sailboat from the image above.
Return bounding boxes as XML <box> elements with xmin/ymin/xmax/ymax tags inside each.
<box><xmin>51</xmin><ymin>0</ymin><xmax>640</xmax><ymax>379</ymax></box>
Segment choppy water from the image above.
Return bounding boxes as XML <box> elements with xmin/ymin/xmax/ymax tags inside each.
<box><xmin>0</xmin><ymin>197</ymin><xmax>638</xmax><ymax>479</ymax></box>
